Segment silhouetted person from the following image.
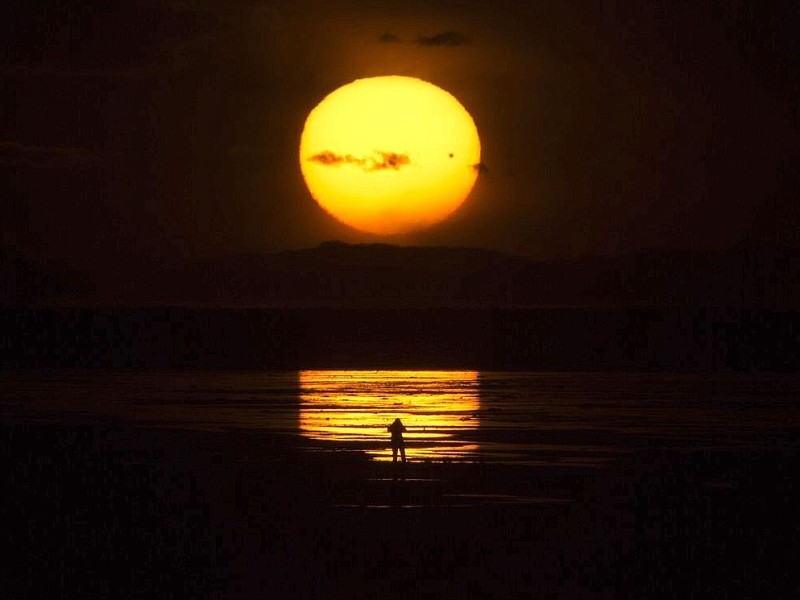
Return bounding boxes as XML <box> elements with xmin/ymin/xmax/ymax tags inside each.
<box><xmin>387</xmin><ymin>418</ymin><xmax>407</xmax><ymax>463</ymax></box>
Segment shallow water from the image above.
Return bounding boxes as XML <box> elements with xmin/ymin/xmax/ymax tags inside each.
<box><xmin>3</xmin><ymin>369</ymin><xmax>799</xmax><ymax>465</ymax></box>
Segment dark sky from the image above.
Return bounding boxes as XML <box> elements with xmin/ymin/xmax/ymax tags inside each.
<box><xmin>2</xmin><ymin>0</ymin><xmax>799</xmax><ymax>280</ymax></box>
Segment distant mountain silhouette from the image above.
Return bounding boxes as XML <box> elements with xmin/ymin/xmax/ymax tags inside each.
<box><xmin>92</xmin><ymin>240</ymin><xmax>799</xmax><ymax>308</ymax></box>
<box><xmin>0</xmin><ymin>246</ymin><xmax>93</xmax><ymax>307</ymax></box>
<box><xmin>5</xmin><ymin>242</ymin><xmax>799</xmax><ymax>371</ymax></box>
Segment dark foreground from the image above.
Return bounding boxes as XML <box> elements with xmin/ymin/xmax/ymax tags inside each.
<box><xmin>2</xmin><ymin>420</ymin><xmax>799</xmax><ymax>599</ymax></box>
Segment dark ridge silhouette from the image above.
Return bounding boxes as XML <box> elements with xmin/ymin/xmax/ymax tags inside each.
<box><xmin>4</xmin><ymin>241</ymin><xmax>799</xmax><ymax>372</ymax></box>
<box><xmin>84</xmin><ymin>240</ymin><xmax>800</xmax><ymax>309</ymax></box>
<box><xmin>2</xmin><ymin>306</ymin><xmax>799</xmax><ymax>372</ymax></box>
<box><xmin>0</xmin><ymin>246</ymin><xmax>93</xmax><ymax>307</ymax></box>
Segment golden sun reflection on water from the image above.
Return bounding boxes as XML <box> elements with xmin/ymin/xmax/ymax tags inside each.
<box><xmin>299</xmin><ymin>370</ymin><xmax>480</xmax><ymax>461</ymax></box>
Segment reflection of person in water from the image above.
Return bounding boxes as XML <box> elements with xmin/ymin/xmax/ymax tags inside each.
<box><xmin>387</xmin><ymin>418</ymin><xmax>407</xmax><ymax>463</ymax></box>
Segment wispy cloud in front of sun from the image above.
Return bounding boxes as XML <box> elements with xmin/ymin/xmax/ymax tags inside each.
<box><xmin>307</xmin><ymin>151</ymin><xmax>411</xmax><ymax>172</ymax></box>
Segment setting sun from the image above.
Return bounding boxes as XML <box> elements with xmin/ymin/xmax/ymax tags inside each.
<box><xmin>299</xmin><ymin>76</ymin><xmax>481</xmax><ymax>235</ymax></box>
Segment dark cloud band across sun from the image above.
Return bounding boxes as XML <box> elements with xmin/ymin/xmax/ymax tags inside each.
<box><xmin>307</xmin><ymin>151</ymin><xmax>411</xmax><ymax>172</ymax></box>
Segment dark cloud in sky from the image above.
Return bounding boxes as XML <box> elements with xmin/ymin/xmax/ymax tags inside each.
<box><xmin>378</xmin><ymin>32</ymin><xmax>401</xmax><ymax>43</ymax></box>
<box><xmin>472</xmin><ymin>162</ymin><xmax>488</xmax><ymax>174</ymax></box>
<box><xmin>308</xmin><ymin>151</ymin><xmax>411</xmax><ymax>172</ymax></box>
<box><xmin>417</xmin><ymin>31</ymin><xmax>470</xmax><ymax>47</ymax></box>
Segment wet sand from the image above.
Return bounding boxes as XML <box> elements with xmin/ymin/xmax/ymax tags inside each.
<box><xmin>3</xmin><ymin>418</ymin><xmax>799</xmax><ymax>599</ymax></box>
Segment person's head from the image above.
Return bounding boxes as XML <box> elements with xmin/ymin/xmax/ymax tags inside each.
<box><xmin>393</xmin><ymin>418</ymin><xmax>403</xmax><ymax>425</ymax></box>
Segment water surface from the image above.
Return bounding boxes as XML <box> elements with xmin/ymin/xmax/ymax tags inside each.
<box><xmin>3</xmin><ymin>369</ymin><xmax>799</xmax><ymax>465</ymax></box>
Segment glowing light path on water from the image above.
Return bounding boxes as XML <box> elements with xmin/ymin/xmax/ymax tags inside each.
<box><xmin>299</xmin><ymin>370</ymin><xmax>480</xmax><ymax>461</ymax></box>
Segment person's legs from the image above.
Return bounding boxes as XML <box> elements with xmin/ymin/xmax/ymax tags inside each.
<box><xmin>400</xmin><ymin>444</ymin><xmax>406</xmax><ymax>463</ymax></box>
<box><xmin>392</xmin><ymin>444</ymin><xmax>398</xmax><ymax>462</ymax></box>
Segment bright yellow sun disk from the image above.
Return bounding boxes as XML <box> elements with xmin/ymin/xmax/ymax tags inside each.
<box><xmin>299</xmin><ymin>76</ymin><xmax>481</xmax><ymax>235</ymax></box>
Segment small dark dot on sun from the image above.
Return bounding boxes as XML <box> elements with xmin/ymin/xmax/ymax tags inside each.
<box><xmin>448</xmin><ymin>153</ymin><xmax>454</xmax><ymax>158</ymax></box>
